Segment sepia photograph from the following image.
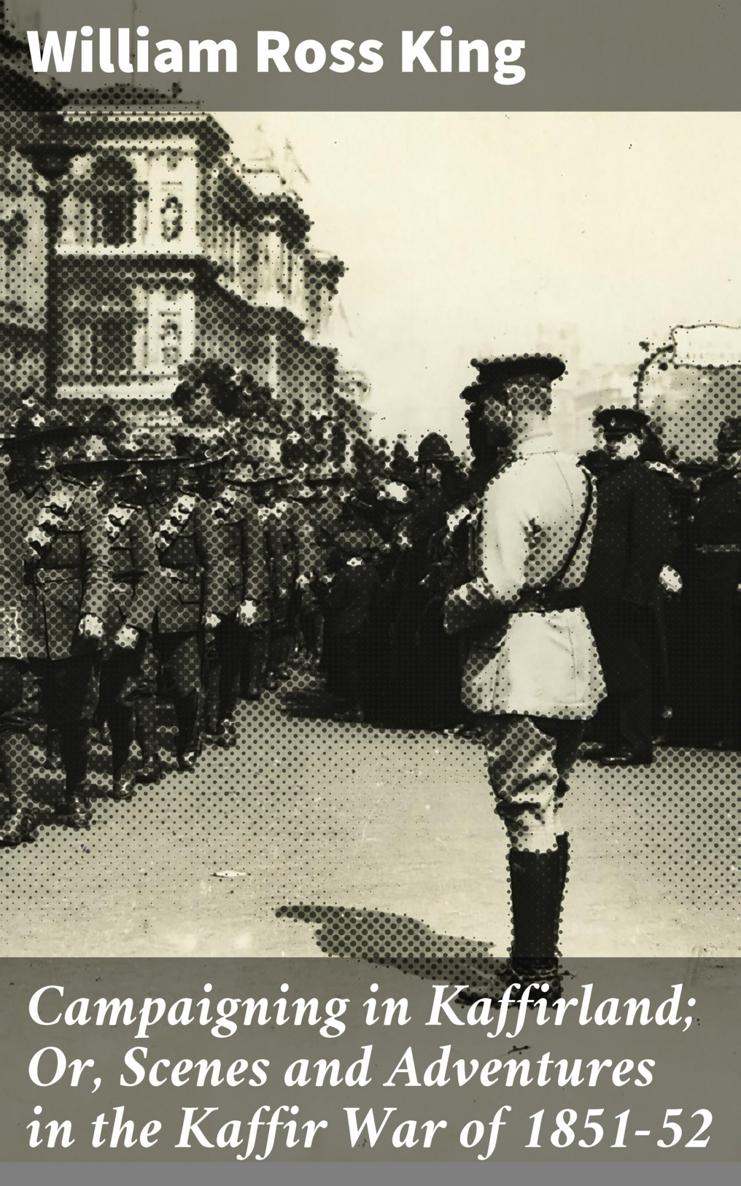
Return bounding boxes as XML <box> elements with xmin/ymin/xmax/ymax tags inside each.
<box><xmin>0</xmin><ymin>15</ymin><xmax>738</xmax><ymax>1006</ymax></box>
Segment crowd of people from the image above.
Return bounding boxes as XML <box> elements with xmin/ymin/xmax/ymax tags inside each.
<box><xmin>0</xmin><ymin>360</ymin><xmax>738</xmax><ymax>848</ymax></box>
<box><xmin>315</xmin><ymin>395</ymin><xmax>741</xmax><ymax>764</ymax></box>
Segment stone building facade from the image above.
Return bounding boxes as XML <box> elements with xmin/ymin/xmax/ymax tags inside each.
<box><xmin>55</xmin><ymin>104</ymin><xmax>347</xmax><ymax>427</ymax></box>
<box><xmin>0</xmin><ymin>72</ymin><xmax>367</xmax><ymax>463</ymax></box>
<box><xmin>0</xmin><ymin>17</ymin><xmax>54</xmax><ymax>395</ymax></box>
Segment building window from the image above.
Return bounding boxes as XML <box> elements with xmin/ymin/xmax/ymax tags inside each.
<box><xmin>91</xmin><ymin>314</ymin><xmax>134</xmax><ymax>379</ymax></box>
<box><xmin>159</xmin><ymin>317</ymin><xmax>182</xmax><ymax>369</ymax></box>
<box><xmin>91</xmin><ymin>155</ymin><xmax>136</xmax><ymax>246</ymax></box>
<box><xmin>160</xmin><ymin>194</ymin><xmax>183</xmax><ymax>242</ymax></box>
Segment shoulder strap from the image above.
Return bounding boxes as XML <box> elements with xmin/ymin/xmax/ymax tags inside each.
<box><xmin>548</xmin><ymin>465</ymin><xmax>595</xmax><ymax>589</ymax></box>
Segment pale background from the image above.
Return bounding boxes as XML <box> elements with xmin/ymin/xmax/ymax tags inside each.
<box><xmin>221</xmin><ymin>111</ymin><xmax>741</xmax><ymax>453</ymax></box>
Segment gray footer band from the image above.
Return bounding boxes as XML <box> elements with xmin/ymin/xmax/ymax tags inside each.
<box><xmin>1</xmin><ymin>1163</ymin><xmax>738</xmax><ymax>1184</ymax></box>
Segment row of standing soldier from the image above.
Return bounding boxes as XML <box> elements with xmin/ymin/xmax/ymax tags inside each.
<box><xmin>0</xmin><ymin>402</ymin><xmax>348</xmax><ymax>846</ymax></box>
<box><xmin>0</xmin><ymin>389</ymin><xmax>737</xmax><ymax>845</ymax></box>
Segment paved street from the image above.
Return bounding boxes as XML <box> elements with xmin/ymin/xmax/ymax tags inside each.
<box><xmin>0</xmin><ymin>682</ymin><xmax>737</xmax><ymax>958</ymax></box>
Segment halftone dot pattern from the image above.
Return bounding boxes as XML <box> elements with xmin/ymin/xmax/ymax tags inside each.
<box><xmin>0</xmin><ymin>90</ymin><xmax>737</xmax><ymax>970</ymax></box>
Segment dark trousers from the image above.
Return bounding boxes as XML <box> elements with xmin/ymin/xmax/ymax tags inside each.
<box><xmin>0</xmin><ymin>658</ymin><xmax>35</xmax><ymax>810</ymax></box>
<box><xmin>300</xmin><ymin>609</ymin><xmax>323</xmax><ymax>661</ymax></box>
<box><xmin>241</xmin><ymin>623</ymin><xmax>270</xmax><ymax>697</ymax></box>
<box><xmin>324</xmin><ymin>633</ymin><xmax>362</xmax><ymax>705</ymax></box>
<box><xmin>269</xmin><ymin>622</ymin><xmax>294</xmax><ymax>675</ymax></box>
<box><xmin>204</xmin><ymin>615</ymin><xmax>244</xmax><ymax>732</ymax></box>
<box><xmin>154</xmin><ymin>631</ymin><xmax>201</xmax><ymax>758</ymax></box>
<box><xmin>30</xmin><ymin>654</ymin><xmax>99</xmax><ymax>794</ymax></box>
<box><xmin>690</xmin><ymin>565</ymin><xmax>740</xmax><ymax>746</ymax></box>
<box><xmin>588</xmin><ymin>603</ymin><xmax>654</xmax><ymax>756</ymax></box>
<box><xmin>99</xmin><ymin>638</ymin><xmax>157</xmax><ymax>776</ymax></box>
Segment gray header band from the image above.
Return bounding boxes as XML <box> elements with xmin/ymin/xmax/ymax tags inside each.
<box><xmin>5</xmin><ymin>0</ymin><xmax>741</xmax><ymax>111</ymax></box>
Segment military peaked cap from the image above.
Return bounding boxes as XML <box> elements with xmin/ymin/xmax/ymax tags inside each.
<box><xmin>461</xmin><ymin>353</ymin><xmax>566</xmax><ymax>402</ymax></box>
<box><xmin>593</xmin><ymin>406</ymin><xmax>651</xmax><ymax>439</ymax></box>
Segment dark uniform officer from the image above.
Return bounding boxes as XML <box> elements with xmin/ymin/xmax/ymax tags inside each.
<box><xmin>320</xmin><ymin>522</ymin><xmax>383</xmax><ymax>719</ymax></box>
<box><xmin>181</xmin><ymin>433</ymin><xmax>239</xmax><ymax>746</ymax></box>
<box><xmin>637</xmin><ymin>436</ymin><xmax>693</xmax><ymax>737</ymax></box>
<box><xmin>187</xmin><ymin>437</ymin><xmax>268</xmax><ymax>744</ymax></box>
<box><xmin>265</xmin><ymin>476</ymin><xmax>300</xmax><ymax>687</ymax></box>
<box><xmin>96</xmin><ymin>451</ymin><xmax>163</xmax><ymax>794</ymax></box>
<box><xmin>689</xmin><ymin>415</ymin><xmax>741</xmax><ymax>749</ymax></box>
<box><xmin>0</xmin><ymin>405</ymin><xmax>84</xmax><ymax>841</ymax></box>
<box><xmin>418</xmin><ymin>372</ymin><xmax>517</xmax><ymax>642</ymax></box>
<box><xmin>0</xmin><ymin>406</ymin><xmax>112</xmax><ymax>829</ymax></box>
<box><xmin>390</xmin><ymin>433</ymin><xmax>468</xmax><ymax>729</ymax></box>
<box><xmin>241</xmin><ymin>467</ymin><xmax>280</xmax><ymax>699</ymax></box>
<box><xmin>583</xmin><ymin>406</ymin><xmax>673</xmax><ymax>766</ymax></box>
<box><xmin>355</xmin><ymin>479</ymin><xmax>412</xmax><ymax>722</ymax></box>
<box><xmin>288</xmin><ymin>474</ymin><xmax>326</xmax><ymax>668</ymax></box>
<box><xmin>227</xmin><ymin>469</ymin><xmax>273</xmax><ymax>707</ymax></box>
<box><xmin>138</xmin><ymin>432</ymin><xmax>221</xmax><ymax>772</ymax></box>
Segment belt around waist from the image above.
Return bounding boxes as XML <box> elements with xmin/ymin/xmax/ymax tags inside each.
<box><xmin>515</xmin><ymin>588</ymin><xmax>584</xmax><ymax>613</ymax></box>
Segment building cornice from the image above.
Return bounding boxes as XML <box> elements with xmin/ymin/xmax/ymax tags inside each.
<box><xmin>58</xmin><ymin>251</ymin><xmax>222</xmax><ymax>287</ymax></box>
<box><xmin>62</xmin><ymin>105</ymin><xmax>231</xmax><ymax>162</ymax></box>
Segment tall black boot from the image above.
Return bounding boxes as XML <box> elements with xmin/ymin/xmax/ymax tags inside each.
<box><xmin>202</xmin><ymin>656</ymin><xmax>222</xmax><ymax>740</ymax></box>
<box><xmin>556</xmin><ymin>831</ymin><xmax>570</xmax><ymax>897</ymax></box>
<box><xmin>109</xmin><ymin>704</ymin><xmax>137</xmax><ymax>800</ymax></box>
<box><xmin>244</xmin><ymin>626</ymin><xmax>269</xmax><ymax>699</ymax></box>
<box><xmin>506</xmin><ymin>847</ymin><xmax>565</xmax><ymax>1001</ymax></box>
<box><xmin>174</xmin><ymin>690</ymin><xmax>200</xmax><ymax>770</ymax></box>
<box><xmin>134</xmin><ymin>696</ymin><xmax>162</xmax><ymax>784</ymax></box>
<box><xmin>218</xmin><ymin>626</ymin><xmax>243</xmax><ymax>735</ymax></box>
<box><xmin>456</xmin><ymin>846</ymin><xmax>566</xmax><ymax>1011</ymax></box>
<box><xmin>58</xmin><ymin>724</ymin><xmax>92</xmax><ymax>829</ymax></box>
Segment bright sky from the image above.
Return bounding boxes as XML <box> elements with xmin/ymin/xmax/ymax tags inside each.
<box><xmin>220</xmin><ymin>112</ymin><xmax>741</xmax><ymax>452</ymax></box>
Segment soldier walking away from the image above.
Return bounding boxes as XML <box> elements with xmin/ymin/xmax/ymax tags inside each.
<box><xmin>444</xmin><ymin>355</ymin><xmax>605</xmax><ymax>1004</ymax></box>
<box><xmin>0</xmin><ymin>403</ymin><xmax>112</xmax><ymax>831</ymax></box>
<box><xmin>582</xmin><ymin>407</ymin><xmax>673</xmax><ymax>766</ymax></box>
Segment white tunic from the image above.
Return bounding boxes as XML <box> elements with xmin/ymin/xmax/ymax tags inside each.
<box><xmin>458</xmin><ymin>432</ymin><xmax>605</xmax><ymax>720</ymax></box>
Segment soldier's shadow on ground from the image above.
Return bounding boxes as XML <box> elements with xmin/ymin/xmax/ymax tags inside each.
<box><xmin>276</xmin><ymin>903</ymin><xmax>508</xmax><ymax>989</ymax></box>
